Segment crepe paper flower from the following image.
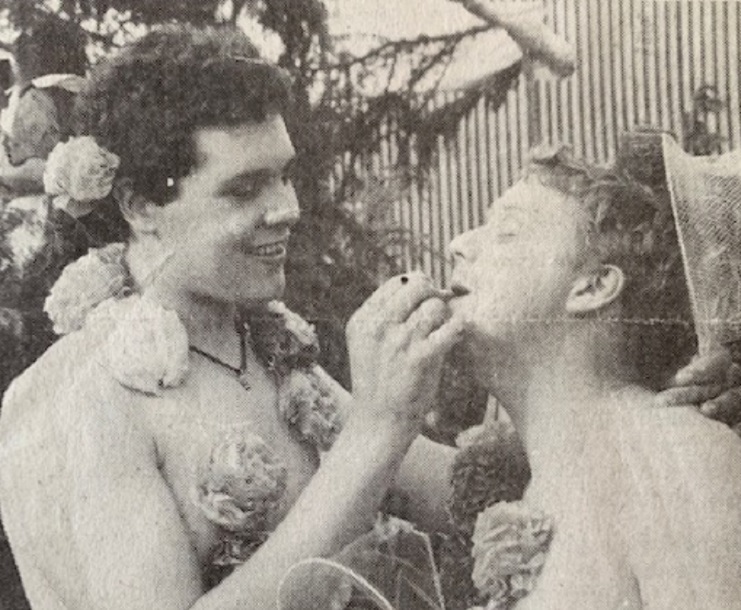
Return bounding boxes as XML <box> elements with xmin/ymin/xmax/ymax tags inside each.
<box><xmin>266</xmin><ymin>300</ymin><xmax>318</xmax><ymax>347</ymax></box>
<box><xmin>44</xmin><ymin>136</ymin><xmax>120</xmax><ymax>218</ymax></box>
<box><xmin>448</xmin><ymin>420</ymin><xmax>531</xmax><ymax>537</ymax></box>
<box><xmin>195</xmin><ymin>429</ymin><xmax>288</xmax><ymax>534</ymax></box>
<box><xmin>246</xmin><ymin>302</ymin><xmax>320</xmax><ymax>376</ymax></box>
<box><xmin>211</xmin><ymin>531</ymin><xmax>270</xmax><ymax>567</ymax></box>
<box><xmin>471</xmin><ymin>501</ymin><xmax>554</xmax><ymax>609</ymax></box>
<box><xmin>278</xmin><ymin>368</ymin><xmax>344</xmax><ymax>451</ymax></box>
<box><xmin>43</xmin><ymin>242</ymin><xmax>128</xmax><ymax>335</ymax></box>
<box><xmin>97</xmin><ymin>295</ymin><xmax>190</xmax><ymax>394</ymax></box>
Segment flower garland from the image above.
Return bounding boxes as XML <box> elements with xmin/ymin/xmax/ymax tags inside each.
<box><xmin>468</xmin><ymin>501</ymin><xmax>554</xmax><ymax>610</ymax></box>
<box><xmin>44</xmin><ymin>243</ymin><xmax>342</xmax><ymax>445</ymax></box>
<box><xmin>194</xmin><ymin>428</ymin><xmax>289</xmax><ymax>587</ymax></box>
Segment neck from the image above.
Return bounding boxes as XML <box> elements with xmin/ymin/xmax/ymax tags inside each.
<box><xmin>474</xmin><ymin>326</ymin><xmax>636</xmax><ymax>482</ymax></box>
<box><xmin>127</xmin><ymin>239</ymin><xmax>242</xmax><ymax>368</ymax></box>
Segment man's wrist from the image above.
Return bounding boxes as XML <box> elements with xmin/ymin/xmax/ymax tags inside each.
<box><xmin>342</xmin><ymin>409</ymin><xmax>423</xmax><ymax>446</ymax></box>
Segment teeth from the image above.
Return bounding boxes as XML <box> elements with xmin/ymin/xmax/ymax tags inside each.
<box><xmin>252</xmin><ymin>243</ymin><xmax>286</xmax><ymax>257</ymax></box>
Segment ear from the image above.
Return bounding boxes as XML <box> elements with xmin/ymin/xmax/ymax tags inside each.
<box><xmin>565</xmin><ymin>264</ymin><xmax>625</xmax><ymax>314</ymax></box>
<box><xmin>113</xmin><ymin>178</ymin><xmax>160</xmax><ymax>235</ymax></box>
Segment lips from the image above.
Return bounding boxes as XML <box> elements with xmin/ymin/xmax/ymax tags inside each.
<box><xmin>243</xmin><ymin>239</ymin><xmax>288</xmax><ymax>260</ymax></box>
<box><xmin>252</xmin><ymin>242</ymin><xmax>286</xmax><ymax>257</ymax></box>
<box><xmin>450</xmin><ymin>283</ymin><xmax>471</xmax><ymax>297</ymax></box>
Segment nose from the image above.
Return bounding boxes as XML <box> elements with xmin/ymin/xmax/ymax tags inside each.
<box><xmin>263</xmin><ymin>182</ymin><xmax>300</xmax><ymax>227</ymax></box>
<box><xmin>449</xmin><ymin>226</ymin><xmax>481</xmax><ymax>262</ymax></box>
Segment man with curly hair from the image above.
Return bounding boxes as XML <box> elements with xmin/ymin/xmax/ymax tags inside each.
<box><xmin>0</xmin><ymin>25</ymin><xmax>465</xmax><ymax>609</ymax></box>
<box><xmin>447</xmin><ymin>140</ymin><xmax>741</xmax><ymax>608</ymax></box>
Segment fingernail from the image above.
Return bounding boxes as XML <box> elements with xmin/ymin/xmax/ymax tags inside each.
<box><xmin>701</xmin><ymin>402</ymin><xmax>718</xmax><ymax>417</ymax></box>
<box><xmin>401</xmin><ymin>276</ymin><xmax>409</xmax><ymax>285</ymax></box>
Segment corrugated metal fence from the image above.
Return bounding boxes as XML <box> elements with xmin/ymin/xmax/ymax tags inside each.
<box><xmin>358</xmin><ymin>0</ymin><xmax>741</xmax><ymax>283</ymax></box>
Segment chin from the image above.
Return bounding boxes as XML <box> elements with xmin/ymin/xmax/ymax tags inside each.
<box><xmin>237</xmin><ymin>281</ymin><xmax>285</xmax><ymax>306</ymax></box>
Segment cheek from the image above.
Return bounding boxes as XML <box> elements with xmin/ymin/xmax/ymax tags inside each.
<box><xmin>472</xmin><ymin>250</ymin><xmax>569</xmax><ymax>317</ymax></box>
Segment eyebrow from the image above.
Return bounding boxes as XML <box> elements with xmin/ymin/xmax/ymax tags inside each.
<box><xmin>486</xmin><ymin>204</ymin><xmax>530</xmax><ymax>224</ymax></box>
<box><xmin>217</xmin><ymin>156</ymin><xmax>296</xmax><ymax>194</ymax></box>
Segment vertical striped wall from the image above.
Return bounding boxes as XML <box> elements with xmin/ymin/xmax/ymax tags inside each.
<box><xmin>367</xmin><ymin>0</ymin><xmax>741</xmax><ymax>283</ymax></box>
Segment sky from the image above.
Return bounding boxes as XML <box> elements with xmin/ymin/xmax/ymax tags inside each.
<box><xmin>324</xmin><ymin>0</ymin><xmax>538</xmax><ymax>91</ymax></box>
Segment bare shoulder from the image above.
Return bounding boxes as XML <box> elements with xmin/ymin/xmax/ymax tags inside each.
<box><xmin>1</xmin><ymin>327</ymin><xmax>150</xmax><ymax>443</ymax></box>
<box><xmin>619</xmin><ymin>402</ymin><xmax>741</xmax><ymax>485</ymax></box>
<box><xmin>611</xmin><ymin>401</ymin><xmax>741</xmax><ymax>606</ymax></box>
<box><xmin>0</xmin><ymin>328</ymin><xmax>157</xmax><ymax>523</ymax></box>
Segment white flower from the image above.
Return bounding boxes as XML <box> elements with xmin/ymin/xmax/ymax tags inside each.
<box><xmin>44</xmin><ymin>136</ymin><xmax>120</xmax><ymax>217</ymax></box>
<box><xmin>44</xmin><ymin>243</ymin><xmax>128</xmax><ymax>335</ymax></box>
<box><xmin>97</xmin><ymin>295</ymin><xmax>190</xmax><ymax>394</ymax></box>
<box><xmin>195</xmin><ymin>429</ymin><xmax>287</xmax><ymax>533</ymax></box>
<box><xmin>278</xmin><ymin>368</ymin><xmax>343</xmax><ymax>451</ymax></box>
<box><xmin>267</xmin><ymin>300</ymin><xmax>318</xmax><ymax>347</ymax></box>
<box><xmin>471</xmin><ymin>501</ymin><xmax>554</xmax><ymax>608</ymax></box>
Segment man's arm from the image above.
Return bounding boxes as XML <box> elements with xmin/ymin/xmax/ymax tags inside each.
<box><xmin>0</xmin><ymin>382</ymin><xmax>432</xmax><ymax>610</ymax></box>
<box><xmin>315</xmin><ymin>365</ymin><xmax>457</xmax><ymax>533</ymax></box>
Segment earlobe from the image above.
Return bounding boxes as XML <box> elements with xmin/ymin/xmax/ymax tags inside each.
<box><xmin>565</xmin><ymin>264</ymin><xmax>625</xmax><ymax>314</ymax></box>
<box><xmin>114</xmin><ymin>179</ymin><xmax>159</xmax><ymax>235</ymax></box>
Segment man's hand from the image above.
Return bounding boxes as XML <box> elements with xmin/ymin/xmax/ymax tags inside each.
<box><xmin>655</xmin><ymin>349</ymin><xmax>741</xmax><ymax>429</ymax></box>
<box><xmin>347</xmin><ymin>272</ymin><xmax>463</xmax><ymax>424</ymax></box>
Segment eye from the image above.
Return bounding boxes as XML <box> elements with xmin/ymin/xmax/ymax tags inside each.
<box><xmin>281</xmin><ymin>160</ymin><xmax>297</xmax><ymax>186</ymax></box>
<box><xmin>223</xmin><ymin>176</ymin><xmax>266</xmax><ymax>202</ymax></box>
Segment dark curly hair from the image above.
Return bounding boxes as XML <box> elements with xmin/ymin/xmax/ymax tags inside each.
<box><xmin>13</xmin><ymin>16</ymin><xmax>87</xmax><ymax>82</ymax></box>
<box><xmin>74</xmin><ymin>25</ymin><xmax>291</xmax><ymax>218</ymax></box>
<box><xmin>526</xmin><ymin>133</ymin><xmax>696</xmax><ymax>389</ymax></box>
<box><xmin>8</xmin><ymin>26</ymin><xmax>294</xmax><ymax>377</ymax></box>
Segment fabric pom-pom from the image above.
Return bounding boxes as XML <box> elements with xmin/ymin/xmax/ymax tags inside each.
<box><xmin>278</xmin><ymin>368</ymin><xmax>343</xmax><ymax>452</ymax></box>
<box><xmin>96</xmin><ymin>295</ymin><xmax>189</xmax><ymax>394</ymax></box>
<box><xmin>44</xmin><ymin>243</ymin><xmax>128</xmax><ymax>335</ymax></box>
<box><xmin>471</xmin><ymin>501</ymin><xmax>554</xmax><ymax>609</ymax></box>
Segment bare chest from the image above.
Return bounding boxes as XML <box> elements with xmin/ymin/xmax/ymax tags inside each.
<box><xmin>142</xmin><ymin>367</ymin><xmax>320</xmax><ymax>564</ymax></box>
<box><xmin>517</xmin><ymin>475</ymin><xmax>641</xmax><ymax>609</ymax></box>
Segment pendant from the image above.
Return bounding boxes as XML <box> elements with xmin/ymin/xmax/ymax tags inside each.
<box><xmin>238</xmin><ymin>369</ymin><xmax>251</xmax><ymax>390</ymax></box>
<box><xmin>238</xmin><ymin>320</ymin><xmax>251</xmax><ymax>390</ymax></box>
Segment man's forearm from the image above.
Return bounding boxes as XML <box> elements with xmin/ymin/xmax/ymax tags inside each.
<box><xmin>193</xmin><ymin>414</ymin><xmax>420</xmax><ymax>610</ymax></box>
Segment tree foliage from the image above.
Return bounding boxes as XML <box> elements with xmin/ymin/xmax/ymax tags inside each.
<box><xmin>0</xmin><ymin>0</ymin><xmax>502</xmax><ymax>407</ymax></box>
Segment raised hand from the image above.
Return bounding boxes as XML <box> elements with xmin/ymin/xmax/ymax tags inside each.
<box><xmin>655</xmin><ymin>348</ymin><xmax>741</xmax><ymax>430</ymax></box>
<box><xmin>346</xmin><ymin>272</ymin><xmax>463</xmax><ymax>424</ymax></box>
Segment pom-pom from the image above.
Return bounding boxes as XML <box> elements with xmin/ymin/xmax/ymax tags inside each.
<box><xmin>43</xmin><ymin>243</ymin><xmax>128</xmax><ymax>335</ymax></box>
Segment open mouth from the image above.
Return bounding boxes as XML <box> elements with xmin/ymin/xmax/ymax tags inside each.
<box><xmin>245</xmin><ymin>239</ymin><xmax>288</xmax><ymax>259</ymax></box>
<box><xmin>450</xmin><ymin>284</ymin><xmax>471</xmax><ymax>298</ymax></box>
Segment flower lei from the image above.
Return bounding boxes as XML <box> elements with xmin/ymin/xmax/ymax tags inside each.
<box><xmin>468</xmin><ymin>501</ymin><xmax>554</xmax><ymax>610</ymax></box>
<box><xmin>43</xmin><ymin>242</ymin><xmax>342</xmax><ymax>446</ymax></box>
<box><xmin>45</xmin><ymin>241</ymin><xmax>345</xmax><ymax>582</ymax></box>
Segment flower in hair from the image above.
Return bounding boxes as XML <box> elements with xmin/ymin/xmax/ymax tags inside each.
<box><xmin>471</xmin><ymin>501</ymin><xmax>554</xmax><ymax>609</ymax></box>
<box><xmin>44</xmin><ymin>136</ymin><xmax>120</xmax><ymax>218</ymax></box>
<box><xmin>44</xmin><ymin>242</ymin><xmax>128</xmax><ymax>335</ymax></box>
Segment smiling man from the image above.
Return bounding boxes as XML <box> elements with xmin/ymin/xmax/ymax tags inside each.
<box><xmin>0</xmin><ymin>26</ymin><xmax>463</xmax><ymax>609</ymax></box>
